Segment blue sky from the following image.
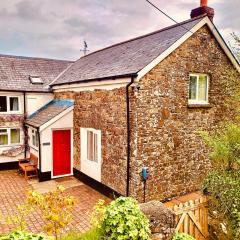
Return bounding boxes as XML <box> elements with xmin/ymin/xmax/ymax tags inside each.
<box><xmin>0</xmin><ymin>0</ymin><xmax>239</xmax><ymax>60</ymax></box>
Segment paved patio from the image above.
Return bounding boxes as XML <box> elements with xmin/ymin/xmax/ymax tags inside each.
<box><xmin>0</xmin><ymin>170</ymin><xmax>109</xmax><ymax>234</ymax></box>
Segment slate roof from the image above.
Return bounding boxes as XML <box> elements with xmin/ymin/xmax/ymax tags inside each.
<box><xmin>51</xmin><ymin>16</ymin><xmax>205</xmax><ymax>86</ymax></box>
<box><xmin>26</xmin><ymin>99</ymin><xmax>74</xmax><ymax>128</ymax></box>
<box><xmin>0</xmin><ymin>54</ymin><xmax>73</xmax><ymax>92</ymax></box>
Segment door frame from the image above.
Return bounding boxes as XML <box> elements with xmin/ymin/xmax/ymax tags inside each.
<box><xmin>51</xmin><ymin>128</ymin><xmax>73</xmax><ymax>178</ymax></box>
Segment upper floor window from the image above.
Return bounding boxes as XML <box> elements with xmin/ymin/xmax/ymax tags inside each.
<box><xmin>189</xmin><ymin>74</ymin><xmax>209</xmax><ymax>104</ymax></box>
<box><xmin>0</xmin><ymin>96</ymin><xmax>20</xmax><ymax>113</ymax></box>
<box><xmin>0</xmin><ymin>128</ymin><xmax>21</xmax><ymax>146</ymax></box>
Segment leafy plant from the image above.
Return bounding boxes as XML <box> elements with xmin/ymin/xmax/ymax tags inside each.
<box><xmin>172</xmin><ymin>233</ymin><xmax>195</xmax><ymax>240</ymax></box>
<box><xmin>101</xmin><ymin>197</ymin><xmax>150</xmax><ymax>240</ymax></box>
<box><xmin>28</xmin><ymin>185</ymin><xmax>75</xmax><ymax>240</ymax></box>
<box><xmin>0</xmin><ymin>231</ymin><xmax>50</xmax><ymax>240</ymax></box>
<box><xmin>5</xmin><ymin>203</ymin><xmax>33</xmax><ymax>231</ymax></box>
<box><xmin>199</xmin><ymin>123</ymin><xmax>240</xmax><ymax>170</ymax></box>
<box><xmin>60</xmin><ymin>228</ymin><xmax>101</xmax><ymax>240</ymax></box>
<box><xmin>200</xmin><ymin>122</ymin><xmax>240</xmax><ymax>238</ymax></box>
<box><xmin>90</xmin><ymin>199</ymin><xmax>106</xmax><ymax>228</ymax></box>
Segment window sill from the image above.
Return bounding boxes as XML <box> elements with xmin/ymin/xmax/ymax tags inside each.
<box><xmin>188</xmin><ymin>103</ymin><xmax>212</xmax><ymax>108</ymax></box>
<box><xmin>0</xmin><ymin>112</ymin><xmax>23</xmax><ymax>115</ymax></box>
<box><xmin>30</xmin><ymin>145</ymin><xmax>39</xmax><ymax>151</ymax></box>
<box><xmin>0</xmin><ymin>143</ymin><xmax>22</xmax><ymax>148</ymax></box>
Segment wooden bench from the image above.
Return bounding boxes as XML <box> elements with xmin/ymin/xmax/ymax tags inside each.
<box><xmin>19</xmin><ymin>153</ymin><xmax>38</xmax><ymax>180</ymax></box>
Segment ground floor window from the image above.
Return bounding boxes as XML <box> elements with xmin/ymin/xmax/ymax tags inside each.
<box><xmin>31</xmin><ymin>129</ymin><xmax>39</xmax><ymax>148</ymax></box>
<box><xmin>0</xmin><ymin>128</ymin><xmax>21</xmax><ymax>146</ymax></box>
<box><xmin>87</xmin><ymin>130</ymin><xmax>98</xmax><ymax>162</ymax></box>
<box><xmin>81</xmin><ymin>128</ymin><xmax>101</xmax><ymax>163</ymax></box>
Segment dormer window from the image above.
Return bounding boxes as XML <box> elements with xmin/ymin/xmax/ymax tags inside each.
<box><xmin>29</xmin><ymin>76</ymin><xmax>43</xmax><ymax>84</ymax></box>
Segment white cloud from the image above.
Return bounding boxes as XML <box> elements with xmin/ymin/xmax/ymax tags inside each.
<box><xmin>0</xmin><ymin>0</ymin><xmax>238</xmax><ymax>60</ymax></box>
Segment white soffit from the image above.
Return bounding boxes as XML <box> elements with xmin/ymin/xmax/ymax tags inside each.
<box><xmin>52</xmin><ymin>77</ymin><xmax>132</xmax><ymax>92</ymax></box>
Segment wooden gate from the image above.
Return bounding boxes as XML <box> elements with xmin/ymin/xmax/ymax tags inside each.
<box><xmin>165</xmin><ymin>192</ymin><xmax>209</xmax><ymax>240</ymax></box>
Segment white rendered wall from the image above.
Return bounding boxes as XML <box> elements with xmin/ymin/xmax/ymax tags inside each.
<box><xmin>0</xmin><ymin>153</ymin><xmax>25</xmax><ymax>163</ymax></box>
<box><xmin>26</xmin><ymin>92</ymin><xmax>53</xmax><ymax>116</ymax></box>
<box><xmin>39</xmin><ymin>109</ymin><xmax>73</xmax><ymax>174</ymax></box>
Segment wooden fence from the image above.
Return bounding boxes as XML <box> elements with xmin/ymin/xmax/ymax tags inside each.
<box><xmin>165</xmin><ymin>193</ymin><xmax>209</xmax><ymax>240</ymax></box>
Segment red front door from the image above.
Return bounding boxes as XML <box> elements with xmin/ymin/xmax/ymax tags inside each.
<box><xmin>53</xmin><ymin>130</ymin><xmax>71</xmax><ymax>176</ymax></box>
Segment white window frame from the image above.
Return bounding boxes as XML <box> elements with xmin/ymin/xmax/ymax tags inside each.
<box><xmin>80</xmin><ymin>127</ymin><xmax>102</xmax><ymax>182</ymax></box>
<box><xmin>31</xmin><ymin>129</ymin><xmax>39</xmax><ymax>149</ymax></box>
<box><xmin>81</xmin><ymin>128</ymin><xmax>101</xmax><ymax>164</ymax></box>
<box><xmin>188</xmin><ymin>73</ymin><xmax>209</xmax><ymax>104</ymax></box>
<box><xmin>0</xmin><ymin>95</ymin><xmax>21</xmax><ymax>114</ymax></box>
<box><xmin>0</xmin><ymin>128</ymin><xmax>22</xmax><ymax>147</ymax></box>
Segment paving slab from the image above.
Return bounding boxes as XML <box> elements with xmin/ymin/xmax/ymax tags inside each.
<box><xmin>0</xmin><ymin>170</ymin><xmax>109</xmax><ymax>235</ymax></box>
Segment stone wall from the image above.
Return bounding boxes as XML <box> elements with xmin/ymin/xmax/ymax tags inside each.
<box><xmin>54</xmin><ymin>91</ymin><xmax>76</xmax><ymax>100</ymax></box>
<box><xmin>54</xmin><ymin>88</ymin><xmax>128</xmax><ymax>195</ymax></box>
<box><xmin>54</xmin><ymin>25</ymin><xmax>240</xmax><ymax>202</ymax></box>
<box><xmin>140</xmin><ymin>201</ymin><xmax>176</xmax><ymax>240</ymax></box>
<box><xmin>130</xmin><ymin>26</ymin><xmax>240</xmax><ymax>201</ymax></box>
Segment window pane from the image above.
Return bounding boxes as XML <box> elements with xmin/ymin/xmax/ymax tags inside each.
<box><xmin>10</xmin><ymin>97</ymin><xmax>19</xmax><ymax>111</ymax></box>
<box><xmin>0</xmin><ymin>129</ymin><xmax>7</xmax><ymax>133</ymax></box>
<box><xmin>189</xmin><ymin>76</ymin><xmax>197</xmax><ymax>100</ymax></box>
<box><xmin>198</xmin><ymin>75</ymin><xmax>208</xmax><ymax>101</ymax></box>
<box><xmin>87</xmin><ymin>131</ymin><xmax>93</xmax><ymax>161</ymax></box>
<box><xmin>36</xmin><ymin>133</ymin><xmax>39</xmax><ymax>147</ymax></box>
<box><xmin>0</xmin><ymin>134</ymin><xmax>8</xmax><ymax>145</ymax></box>
<box><xmin>11</xmin><ymin>129</ymin><xmax>20</xmax><ymax>144</ymax></box>
<box><xmin>93</xmin><ymin>133</ymin><xmax>98</xmax><ymax>163</ymax></box>
<box><xmin>32</xmin><ymin>134</ymin><xmax>36</xmax><ymax>146</ymax></box>
<box><xmin>0</xmin><ymin>96</ymin><xmax>7</xmax><ymax>112</ymax></box>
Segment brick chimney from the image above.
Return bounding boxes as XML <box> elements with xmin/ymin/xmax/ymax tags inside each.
<box><xmin>191</xmin><ymin>0</ymin><xmax>214</xmax><ymax>21</ymax></box>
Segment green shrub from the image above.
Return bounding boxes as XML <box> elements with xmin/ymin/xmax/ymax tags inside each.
<box><xmin>101</xmin><ymin>197</ymin><xmax>150</xmax><ymax>240</ymax></box>
<box><xmin>78</xmin><ymin>228</ymin><xmax>101</xmax><ymax>240</ymax></box>
<box><xmin>0</xmin><ymin>231</ymin><xmax>50</xmax><ymax>240</ymax></box>
<box><xmin>172</xmin><ymin>233</ymin><xmax>195</xmax><ymax>240</ymax></box>
<box><xmin>60</xmin><ymin>228</ymin><xmax>100</xmax><ymax>240</ymax></box>
<box><xmin>200</xmin><ymin>123</ymin><xmax>240</xmax><ymax>239</ymax></box>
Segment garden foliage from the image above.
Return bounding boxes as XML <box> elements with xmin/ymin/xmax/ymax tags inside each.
<box><xmin>201</xmin><ymin>123</ymin><xmax>240</xmax><ymax>239</ymax></box>
<box><xmin>101</xmin><ymin>197</ymin><xmax>151</xmax><ymax>240</ymax></box>
<box><xmin>172</xmin><ymin>232</ymin><xmax>195</xmax><ymax>240</ymax></box>
<box><xmin>28</xmin><ymin>185</ymin><xmax>75</xmax><ymax>240</ymax></box>
<box><xmin>0</xmin><ymin>231</ymin><xmax>49</xmax><ymax>240</ymax></box>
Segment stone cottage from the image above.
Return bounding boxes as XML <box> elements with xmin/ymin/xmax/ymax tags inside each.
<box><xmin>49</xmin><ymin>2</ymin><xmax>240</xmax><ymax>202</ymax></box>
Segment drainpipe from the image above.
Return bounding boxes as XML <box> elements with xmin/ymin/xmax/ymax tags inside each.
<box><xmin>126</xmin><ymin>76</ymin><xmax>135</xmax><ymax>197</ymax></box>
<box><xmin>23</xmin><ymin>91</ymin><xmax>27</xmax><ymax>158</ymax></box>
<box><xmin>37</xmin><ymin>127</ymin><xmax>42</xmax><ymax>180</ymax></box>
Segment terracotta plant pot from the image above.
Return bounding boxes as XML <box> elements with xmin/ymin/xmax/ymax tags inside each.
<box><xmin>201</xmin><ymin>0</ymin><xmax>208</xmax><ymax>7</ymax></box>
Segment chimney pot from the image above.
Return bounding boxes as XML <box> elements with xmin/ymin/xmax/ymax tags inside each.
<box><xmin>191</xmin><ymin>0</ymin><xmax>214</xmax><ymax>21</ymax></box>
<box><xmin>201</xmin><ymin>0</ymin><xmax>208</xmax><ymax>7</ymax></box>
